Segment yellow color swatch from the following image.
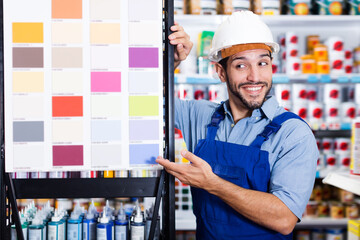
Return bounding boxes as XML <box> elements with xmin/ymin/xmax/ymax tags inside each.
<box><xmin>13</xmin><ymin>72</ymin><xmax>44</xmax><ymax>93</ymax></box>
<box><xmin>13</xmin><ymin>22</ymin><xmax>43</xmax><ymax>43</ymax></box>
<box><xmin>90</xmin><ymin>23</ymin><xmax>120</xmax><ymax>44</ymax></box>
<box><xmin>129</xmin><ymin>96</ymin><xmax>159</xmax><ymax>116</ymax></box>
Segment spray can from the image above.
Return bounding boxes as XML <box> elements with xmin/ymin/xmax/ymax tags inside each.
<box><xmin>97</xmin><ymin>208</ymin><xmax>113</xmax><ymax>240</ymax></box>
<box><xmin>67</xmin><ymin>212</ymin><xmax>82</xmax><ymax>240</ymax></box>
<box><xmin>48</xmin><ymin>210</ymin><xmax>65</xmax><ymax>240</ymax></box>
<box><xmin>83</xmin><ymin>201</ymin><xmax>98</xmax><ymax>240</ymax></box>
<box><xmin>130</xmin><ymin>202</ymin><xmax>145</xmax><ymax>240</ymax></box>
<box><xmin>28</xmin><ymin>217</ymin><xmax>45</xmax><ymax>240</ymax></box>
<box><xmin>115</xmin><ymin>203</ymin><xmax>128</xmax><ymax>240</ymax></box>
<box><xmin>11</xmin><ymin>211</ymin><xmax>28</xmax><ymax>240</ymax></box>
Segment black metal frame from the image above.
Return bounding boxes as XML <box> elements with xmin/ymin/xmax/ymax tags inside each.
<box><xmin>0</xmin><ymin>0</ymin><xmax>175</xmax><ymax>239</ymax></box>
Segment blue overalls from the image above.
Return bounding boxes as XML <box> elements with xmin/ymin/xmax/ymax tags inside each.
<box><xmin>191</xmin><ymin>105</ymin><xmax>305</xmax><ymax>239</ymax></box>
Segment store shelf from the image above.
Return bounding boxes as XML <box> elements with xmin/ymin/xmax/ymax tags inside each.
<box><xmin>175</xmin><ymin>73</ymin><xmax>360</xmax><ymax>85</ymax></box>
<box><xmin>13</xmin><ymin>178</ymin><xmax>160</xmax><ymax>199</ymax></box>
<box><xmin>175</xmin><ymin>15</ymin><xmax>360</xmax><ymax>28</ymax></box>
<box><xmin>296</xmin><ymin>218</ymin><xmax>349</xmax><ymax>229</ymax></box>
<box><xmin>175</xmin><ymin>214</ymin><xmax>349</xmax><ymax>230</ymax></box>
<box><xmin>323</xmin><ymin>171</ymin><xmax>360</xmax><ymax>196</ymax></box>
<box><xmin>176</xmin><ymin>213</ymin><xmax>196</xmax><ymax>230</ymax></box>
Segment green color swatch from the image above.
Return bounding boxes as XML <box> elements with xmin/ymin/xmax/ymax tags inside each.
<box><xmin>129</xmin><ymin>96</ymin><xmax>159</xmax><ymax>116</ymax></box>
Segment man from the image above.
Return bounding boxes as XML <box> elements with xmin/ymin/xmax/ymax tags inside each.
<box><xmin>160</xmin><ymin>11</ymin><xmax>318</xmax><ymax>239</ymax></box>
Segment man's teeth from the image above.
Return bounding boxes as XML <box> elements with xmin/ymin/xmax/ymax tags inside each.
<box><xmin>246</xmin><ymin>86</ymin><xmax>262</xmax><ymax>91</ymax></box>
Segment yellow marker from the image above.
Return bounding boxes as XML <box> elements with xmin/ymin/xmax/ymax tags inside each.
<box><xmin>104</xmin><ymin>171</ymin><xmax>114</xmax><ymax>178</ymax></box>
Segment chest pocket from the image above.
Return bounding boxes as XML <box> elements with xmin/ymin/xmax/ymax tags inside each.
<box><xmin>212</xmin><ymin>163</ymin><xmax>245</xmax><ymax>186</ymax></box>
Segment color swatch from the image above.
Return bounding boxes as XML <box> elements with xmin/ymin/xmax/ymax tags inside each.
<box><xmin>13</xmin><ymin>22</ymin><xmax>43</xmax><ymax>43</ymax></box>
<box><xmin>129</xmin><ymin>0</ymin><xmax>160</xmax><ymax>21</ymax></box>
<box><xmin>13</xmin><ymin>72</ymin><xmax>44</xmax><ymax>93</ymax></box>
<box><xmin>13</xmin><ymin>96</ymin><xmax>44</xmax><ymax>119</ymax></box>
<box><xmin>90</xmin><ymin>23</ymin><xmax>121</xmax><ymax>44</ymax></box>
<box><xmin>13</xmin><ymin>121</ymin><xmax>44</xmax><ymax>142</ymax></box>
<box><xmin>52</xmin><ymin>120</ymin><xmax>83</xmax><ymax>143</ymax></box>
<box><xmin>91</xmin><ymin>144</ymin><xmax>122</xmax><ymax>167</ymax></box>
<box><xmin>91</xmin><ymin>95</ymin><xmax>122</xmax><ymax>118</ymax></box>
<box><xmin>5</xmin><ymin>0</ymin><xmax>163</xmax><ymax>172</ymax></box>
<box><xmin>130</xmin><ymin>144</ymin><xmax>159</xmax><ymax>165</ymax></box>
<box><xmin>52</xmin><ymin>22</ymin><xmax>83</xmax><ymax>44</ymax></box>
<box><xmin>91</xmin><ymin>46</ymin><xmax>122</xmax><ymax>69</ymax></box>
<box><xmin>52</xmin><ymin>0</ymin><xmax>82</xmax><ymax>19</ymax></box>
<box><xmin>52</xmin><ymin>72</ymin><xmax>83</xmax><ymax>94</ymax></box>
<box><xmin>129</xmin><ymin>120</ymin><xmax>159</xmax><ymax>141</ymax></box>
<box><xmin>90</xmin><ymin>0</ymin><xmax>121</xmax><ymax>20</ymax></box>
<box><xmin>129</xmin><ymin>96</ymin><xmax>159</xmax><ymax>116</ymax></box>
<box><xmin>52</xmin><ymin>96</ymin><xmax>83</xmax><ymax>117</ymax></box>
<box><xmin>128</xmin><ymin>71</ymin><xmax>159</xmax><ymax>93</ymax></box>
<box><xmin>129</xmin><ymin>48</ymin><xmax>159</xmax><ymax>68</ymax></box>
<box><xmin>91</xmin><ymin>72</ymin><xmax>121</xmax><ymax>92</ymax></box>
<box><xmin>91</xmin><ymin>120</ymin><xmax>122</xmax><ymax>142</ymax></box>
<box><xmin>53</xmin><ymin>145</ymin><xmax>83</xmax><ymax>166</ymax></box>
<box><xmin>52</xmin><ymin>47</ymin><xmax>83</xmax><ymax>68</ymax></box>
<box><xmin>13</xmin><ymin>47</ymin><xmax>43</xmax><ymax>68</ymax></box>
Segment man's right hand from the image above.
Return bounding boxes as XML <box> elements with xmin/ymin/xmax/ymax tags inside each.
<box><xmin>168</xmin><ymin>22</ymin><xmax>193</xmax><ymax>68</ymax></box>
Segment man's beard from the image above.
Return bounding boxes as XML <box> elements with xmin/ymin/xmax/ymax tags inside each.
<box><xmin>225</xmin><ymin>75</ymin><xmax>272</xmax><ymax>110</ymax></box>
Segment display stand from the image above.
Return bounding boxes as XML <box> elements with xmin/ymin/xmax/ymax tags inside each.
<box><xmin>0</xmin><ymin>0</ymin><xmax>176</xmax><ymax>239</ymax></box>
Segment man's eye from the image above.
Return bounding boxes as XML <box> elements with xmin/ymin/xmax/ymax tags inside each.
<box><xmin>259</xmin><ymin>62</ymin><xmax>268</xmax><ymax>66</ymax></box>
<box><xmin>236</xmin><ymin>64</ymin><xmax>245</xmax><ymax>68</ymax></box>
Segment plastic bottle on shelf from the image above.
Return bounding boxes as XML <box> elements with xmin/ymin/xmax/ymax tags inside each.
<box><xmin>287</xmin><ymin>0</ymin><xmax>311</xmax><ymax>15</ymax></box>
<box><xmin>28</xmin><ymin>216</ymin><xmax>45</xmax><ymax>240</ymax></box>
<box><xmin>97</xmin><ymin>207</ymin><xmax>113</xmax><ymax>240</ymax></box>
<box><xmin>115</xmin><ymin>203</ymin><xmax>128</xmax><ymax>240</ymax></box>
<box><xmin>233</xmin><ymin>0</ymin><xmax>251</xmax><ymax>12</ymax></box>
<box><xmin>11</xmin><ymin>211</ymin><xmax>28</xmax><ymax>240</ymax></box>
<box><xmin>174</xmin><ymin>0</ymin><xmax>184</xmax><ymax>15</ymax></box>
<box><xmin>48</xmin><ymin>210</ymin><xmax>65</xmax><ymax>240</ymax></box>
<box><xmin>83</xmin><ymin>201</ymin><xmax>98</xmax><ymax>240</ymax></box>
<box><xmin>200</xmin><ymin>0</ymin><xmax>217</xmax><ymax>14</ymax></box>
<box><xmin>130</xmin><ymin>201</ymin><xmax>145</xmax><ymax>240</ymax></box>
<box><xmin>67</xmin><ymin>211</ymin><xmax>82</xmax><ymax>240</ymax></box>
<box><xmin>261</xmin><ymin>0</ymin><xmax>280</xmax><ymax>15</ymax></box>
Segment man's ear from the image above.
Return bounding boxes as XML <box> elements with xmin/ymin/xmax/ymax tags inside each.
<box><xmin>215</xmin><ymin>62</ymin><xmax>227</xmax><ymax>83</ymax></box>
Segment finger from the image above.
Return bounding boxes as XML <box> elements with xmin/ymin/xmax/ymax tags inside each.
<box><xmin>169</xmin><ymin>30</ymin><xmax>189</xmax><ymax>40</ymax></box>
<box><xmin>181</xmin><ymin>150</ymin><xmax>203</xmax><ymax>165</ymax></box>
<box><xmin>176</xmin><ymin>44</ymin><xmax>187</xmax><ymax>61</ymax></box>
<box><xmin>170</xmin><ymin>24</ymin><xmax>184</xmax><ymax>33</ymax></box>
<box><xmin>156</xmin><ymin>157</ymin><xmax>186</xmax><ymax>173</ymax></box>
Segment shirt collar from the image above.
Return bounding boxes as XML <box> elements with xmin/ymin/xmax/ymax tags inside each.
<box><xmin>221</xmin><ymin>96</ymin><xmax>279</xmax><ymax>121</ymax></box>
<box><xmin>258</xmin><ymin>96</ymin><xmax>279</xmax><ymax>121</ymax></box>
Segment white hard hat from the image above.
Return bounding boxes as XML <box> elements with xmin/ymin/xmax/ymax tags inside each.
<box><xmin>208</xmin><ymin>11</ymin><xmax>280</xmax><ymax>62</ymax></box>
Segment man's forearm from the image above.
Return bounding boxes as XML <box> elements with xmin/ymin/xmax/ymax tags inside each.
<box><xmin>206</xmin><ymin>175</ymin><xmax>298</xmax><ymax>235</ymax></box>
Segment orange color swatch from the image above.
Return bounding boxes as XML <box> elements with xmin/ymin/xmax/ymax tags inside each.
<box><xmin>52</xmin><ymin>0</ymin><xmax>82</xmax><ymax>19</ymax></box>
<box><xmin>52</xmin><ymin>96</ymin><xmax>83</xmax><ymax>117</ymax></box>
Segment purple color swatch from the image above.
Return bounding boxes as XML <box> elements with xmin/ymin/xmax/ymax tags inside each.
<box><xmin>129</xmin><ymin>120</ymin><xmax>159</xmax><ymax>141</ymax></box>
<box><xmin>129</xmin><ymin>47</ymin><xmax>158</xmax><ymax>68</ymax></box>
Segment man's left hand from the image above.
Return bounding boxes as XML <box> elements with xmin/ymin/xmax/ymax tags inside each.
<box><xmin>156</xmin><ymin>150</ymin><xmax>216</xmax><ymax>189</ymax></box>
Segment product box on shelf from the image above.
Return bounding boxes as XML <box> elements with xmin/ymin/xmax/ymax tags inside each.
<box><xmin>348</xmin><ymin>220</ymin><xmax>360</xmax><ymax>240</ymax></box>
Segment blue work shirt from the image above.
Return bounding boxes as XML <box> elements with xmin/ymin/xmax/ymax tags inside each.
<box><xmin>175</xmin><ymin>96</ymin><xmax>319</xmax><ymax>220</ymax></box>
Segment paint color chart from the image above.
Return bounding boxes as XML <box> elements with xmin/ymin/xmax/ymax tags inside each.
<box><xmin>4</xmin><ymin>0</ymin><xmax>163</xmax><ymax>172</ymax></box>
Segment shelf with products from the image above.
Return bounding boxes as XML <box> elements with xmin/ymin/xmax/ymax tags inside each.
<box><xmin>175</xmin><ymin>73</ymin><xmax>360</xmax><ymax>85</ymax></box>
<box><xmin>323</xmin><ymin>171</ymin><xmax>360</xmax><ymax>196</ymax></box>
<box><xmin>175</xmin><ymin>214</ymin><xmax>350</xmax><ymax>231</ymax></box>
<box><xmin>175</xmin><ymin>15</ymin><xmax>360</xmax><ymax>28</ymax></box>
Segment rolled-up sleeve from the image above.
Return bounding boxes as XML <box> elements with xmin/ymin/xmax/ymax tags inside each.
<box><xmin>269</xmin><ymin>123</ymin><xmax>319</xmax><ymax>220</ymax></box>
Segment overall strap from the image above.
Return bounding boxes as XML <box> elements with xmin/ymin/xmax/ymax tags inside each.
<box><xmin>250</xmin><ymin>112</ymin><xmax>307</xmax><ymax>148</ymax></box>
<box><xmin>206</xmin><ymin>104</ymin><xmax>226</xmax><ymax>141</ymax></box>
